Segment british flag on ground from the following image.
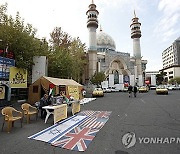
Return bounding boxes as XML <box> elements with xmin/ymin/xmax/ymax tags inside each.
<box><xmin>52</xmin><ymin>126</ymin><xmax>99</xmax><ymax>151</ymax></box>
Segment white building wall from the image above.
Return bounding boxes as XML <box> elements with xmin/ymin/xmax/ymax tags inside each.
<box><xmin>174</xmin><ymin>67</ymin><xmax>180</xmax><ymax>77</ymax></box>
<box><xmin>151</xmin><ymin>75</ymin><xmax>156</xmax><ymax>85</ymax></box>
<box><xmin>32</xmin><ymin>56</ymin><xmax>48</xmax><ymax>83</ymax></box>
<box><xmin>109</xmin><ymin>74</ymin><xmax>114</xmax><ymax>87</ymax></box>
<box><xmin>138</xmin><ymin>75</ymin><xmax>143</xmax><ymax>86</ymax></box>
<box><xmin>130</xmin><ymin>75</ymin><xmax>135</xmax><ymax>86</ymax></box>
<box><xmin>119</xmin><ymin>75</ymin><xmax>123</xmax><ymax>84</ymax></box>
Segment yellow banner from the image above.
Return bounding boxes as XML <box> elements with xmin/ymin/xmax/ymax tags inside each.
<box><xmin>54</xmin><ymin>104</ymin><xmax>67</xmax><ymax>124</ymax></box>
<box><xmin>67</xmin><ymin>86</ymin><xmax>79</xmax><ymax>100</ymax></box>
<box><xmin>9</xmin><ymin>67</ymin><xmax>27</xmax><ymax>88</ymax></box>
<box><xmin>72</xmin><ymin>101</ymin><xmax>80</xmax><ymax>115</ymax></box>
<box><xmin>0</xmin><ymin>85</ymin><xmax>5</xmax><ymax>99</ymax></box>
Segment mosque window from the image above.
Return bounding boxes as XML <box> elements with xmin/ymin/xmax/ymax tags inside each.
<box><xmin>114</xmin><ymin>70</ymin><xmax>119</xmax><ymax>84</ymax></box>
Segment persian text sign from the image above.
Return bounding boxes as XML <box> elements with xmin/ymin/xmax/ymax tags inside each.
<box><xmin>9</xmin><ymin>67</ymin><xmax>27</xmax><ymax>88</ymax></box>
<box><xmin>72</xmin><ymin>101</ymin><xmax>80</xmax><ymax>115</ymax></box>
<box><xmin>54</xmin><ymin>104</ymin><xmax>67</xmax><ymax>124</ymax></box>
<box><xmin>67</xmin><ymin>86</ymin><xmax>79</xmax><ymax>100</ymax></box>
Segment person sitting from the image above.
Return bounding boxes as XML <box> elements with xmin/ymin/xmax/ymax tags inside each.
<box><xmin>40</xmin><ymin>94</ymin><xmax>50</xmax><ymax>119</ymax></box>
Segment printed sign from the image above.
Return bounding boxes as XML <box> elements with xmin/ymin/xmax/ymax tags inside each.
<box><xmin>0</xmin><ymin>56</ymin><xmax>15</xmax><ymax>79</ymax></box>
<box><xmin>72</xmin><ymin>101</ymin><xmax>80</xmax><ymax>115</ymax></box>
<box><xmin>54</xmin><ymin>104</ymin><xmax>67</xmax><ymax>124</ymax></box>
<box><xmin>9</xmin><ymin>67</ymin><xmax>27</xmax><ymax>88</ymax></box>
<box><xmin>67</xmin><ymin>86</ymin><xmax>79</xmax><ymax>100</ymax></box>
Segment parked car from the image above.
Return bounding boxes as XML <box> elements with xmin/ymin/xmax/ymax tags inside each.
<box><xmin>92</xmin><ymin>88</ymin><xmax>104</xmax><ymax>97</ymax></box>
<box><xmin>138</xmin><ymin>86</ymin><xmax>149</xmax><ymax>93</ymax></box>
<box><xmin>156</xmin><ymin>85</ymin><xmax>168</xmax><ymax>95</ymax></box>
<box><xmin>109</xmin><ymin>87</ymin><xmax>119</xmax><ymax>92</ymax></box>
<box><xmin>149</xmin><ymin>85</ymin><xmax>157</xmax><ymax>90</ymax></box>
<box><xmin>102</xmin><ymin>88</ymin><xmax>111</xmax><ymax>93</ymax></box>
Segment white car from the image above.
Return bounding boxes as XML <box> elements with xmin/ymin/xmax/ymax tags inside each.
<box><xmin>102</xmin><ymin>88</ymin><xmax>111</xmax><ymax>93</ymax></box>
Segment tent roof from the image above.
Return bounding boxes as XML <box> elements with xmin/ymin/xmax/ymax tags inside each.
<box><xmin>42</xmin><ymin>76</ymin><xmax>83</xmax><ymax>86</ymax></box>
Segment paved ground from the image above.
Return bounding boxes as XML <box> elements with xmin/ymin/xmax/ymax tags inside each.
<box><xmin>0</xmin><ymin>90</ymin><xmax>180</xmax><ymax>154</ymax></box>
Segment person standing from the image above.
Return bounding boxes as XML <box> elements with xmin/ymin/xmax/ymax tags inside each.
<box><xmin>133</xmin><ymin>86</ymin><xmax>138</xmax><ymax>97</ymax></box>
<box><xmin>128</xmin><ymin>85</ymin><xmax>133</xmax><ymax>97</ymax></box>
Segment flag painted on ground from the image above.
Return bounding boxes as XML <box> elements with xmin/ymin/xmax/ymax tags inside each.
<box><xmin>28</xmin><ymin>115</ymin><xmax>87</xmax><ymax>144</ymax></box>
<box><xmin>52</xmin><ymin>126</ymin><xmax>99</xmax><ymax>151</ymax></box>
<box><xmin>78</xmin><ymin>110</ymin><xmax>112</xmax><ymax>119</ymax></box>
<box><xmin>78</xmin><ymin>116</ymin><xmax>109</xmax><ymax>129</ymax></box>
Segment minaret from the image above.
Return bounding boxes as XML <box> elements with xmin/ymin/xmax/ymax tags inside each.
<box><xmin>130</xmin><ymin>11</ymin><xmax>143</xmax><ymax>86</ymax></box>
<box><xmin>86</xmin><ymin>0</ymin><xmax>99</xmax><ymax>78</ymax></box>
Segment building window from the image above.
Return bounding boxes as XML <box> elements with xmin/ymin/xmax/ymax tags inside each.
<box><xmin>33</xmin><ymin>86</ymin><xmax>38</xmax><ymax>93</ymax></box>
<box><xmin>114</xmin><ymin>70</ymin><xmax>119</xmax><ymax>84</ymax></box>
<box><xmin>169</xmin><ymin>71</ymin><xmax>173</xmax><ymax>74</ymax></box>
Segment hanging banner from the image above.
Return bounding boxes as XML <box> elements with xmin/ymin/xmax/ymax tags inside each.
<box><xmin>0</xmin><ymin>85</ymin><xmax>5</xmax><ymax>99</ymax></box>
<box><xmin>9</xmin><ymin>67</ymin><xmax>27</xmax><ymax>88</ymax></box>
<box><xmin>67</xmin><ymin>86</ymin><xmax>79</xmax><ymax>100</ymax></box>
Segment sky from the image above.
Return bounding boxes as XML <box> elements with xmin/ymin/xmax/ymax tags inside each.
<box><xmin>1</xmin><ymin>0</ymin><xmax>180</xmax><ymax>71</ymax></box>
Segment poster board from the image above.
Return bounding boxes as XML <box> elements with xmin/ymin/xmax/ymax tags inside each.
<box><xmin>72</xmin><ymin>101</ymin><xmax>80</xmax><ymax>115</ymax></box>
<box><xmin>54</xmin><ymin>104</ymin><xmax>67</xmax><ymax>124</ymax></box>
<box><xmin>67</xmin><ymin>85</ymin><xmax>79</xmax><ymax>100</ymax></box>
<box><xmin>9</xmin><ymin>67</ymin><xmax>27</xmax><ymax>88</ymax></box>
<box><xmin>0</xmin><ymin>85</ymin><xmax>5</xmax><ymax>99</ymax></box>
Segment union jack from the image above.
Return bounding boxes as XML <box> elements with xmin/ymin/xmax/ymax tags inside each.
<box><xmin>52</xmin><ymin>127</ymin><xmax>99</xmax><ymax>151</ymax></box>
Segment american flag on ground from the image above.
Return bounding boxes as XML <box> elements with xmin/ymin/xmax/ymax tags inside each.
<box><xmin>78</xmin><ymin>110</ymin><xmax>111</xmax><ymax>119</ymax></box>
<box><xmin>95</xmin><ymin>111</ymin><xmax>112</xmax><ymax>118</ymax></box>
<box><xmin>77</xmin><ymin>110</ymin><xmax>97</xmax><ymax>117</ymax></box>
<box><xmin>52</xmin><ymin>126</ymin><xmax>99</xmax><ymax>151</ymax></box>
<box><xmin>78</xmin><ymin>116</ymin><xmax>109</xmax><ymax>129</ymax></box>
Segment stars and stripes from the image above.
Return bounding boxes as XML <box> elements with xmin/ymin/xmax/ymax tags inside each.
<box><xmin>52</xmin><ymin>127</ymin><xmax>99</xmax><ymax>151</ymax></box>
<box><xmin>79</xmin><ymin>116</ymin><xmax>109</xmax><ymax>129</ymax></box>
<box><xmin>95</xmin><ymin>111</ymin><xmax>112</xmax><ymax>118</ymax></box>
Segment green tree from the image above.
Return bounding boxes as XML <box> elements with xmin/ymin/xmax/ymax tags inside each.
<box><xmin>91</xmin><ymin>72</ymin><xmax>105</xmax><ymax>86</ymax></box>
<box><xmin>48</xmin><ymin>27</ymin><xmax>87</xmax><ymax>82</ymax></box>
<box><xmin>0</xmin><ymin>4</ymin><xmax>48</xmax><ymax>76</ymax></box>
<box><xmin>169</xmin><ymin>77</ymin><xmax>180</xmax><ymax>85</ymax></box>
<box><xmin>156</xmin><ymin>71</ymin><xmax>167</xmax><ymax>85</ymax></box>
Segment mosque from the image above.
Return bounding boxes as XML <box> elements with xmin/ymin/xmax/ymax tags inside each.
<box><xmin>84</xmin><ymin>0</ymin><xmax>147</xmax><ymax>87</ymax></box>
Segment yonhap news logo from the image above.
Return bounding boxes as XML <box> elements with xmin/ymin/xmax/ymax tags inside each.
<box><xmin>122</xmin><ymin>132</ymin><xmax>136</xmax><ymax>148</ymax></box>
<box><xmin>122</xmin><ymin>132</ymin><xmax>180</xmax><ymax>149</ymax></box>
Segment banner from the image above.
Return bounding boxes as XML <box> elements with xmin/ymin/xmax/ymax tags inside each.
<box><xmin>0</xmin><ymin>85</ymin><xmax>5</xmax><ymax>99</ymax></box>
<box><xmin>0</xmin><ymin>56</ymin><xmax>15</xmax><ymax>79</ymax></box>
<box><xmin>54</xmin><ymin>104</ymin><xmax>67</xmax><ymax>124</ymax></box>
<box><xmin>72</xmin><ymin>101</ymin><xmax>80</xmax><ymax>115</ymax></box>
<box><xmin>67</xmin><ymin>85</ymin><xmax>79</xmax><ymax>100</ymax></box>
<box><xmin>9</xmin><ymin>67</ymin><xmax>27</xmax><ymax>88</ymax></box>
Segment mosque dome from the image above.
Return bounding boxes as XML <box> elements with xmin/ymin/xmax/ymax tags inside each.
<box><xmin>97</xmin><ymin>29</ymin><xmax>116</xmax><ymax>51</ymax></box>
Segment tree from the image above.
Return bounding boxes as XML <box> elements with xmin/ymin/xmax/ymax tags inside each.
<box><xmin>90</xmin><ymin>72</ymin><xmax>105</xmax><ymax>86</ymax></box>
<box><xmin>0</xmin><ymin>4</ymin><xmax>48</xmax><ymax>76</ymax></box>
<box><xmin>156</xmin><ymin>71</ymin><xmax>167</xmax><ymax>85</ymax></box>
<box><xmin>48</xmin><ymin>27</ymin><xmax>87</xmax><ymax>82</ymax></box>
<box><xmin>168</xmin><ymin>77</ymin><xmax>180</xmax><ymax>85</ymax></box>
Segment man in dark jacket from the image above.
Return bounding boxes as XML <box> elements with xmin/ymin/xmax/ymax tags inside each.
<box><xmin>133</xmin><ymin>86</ymin><xmax>138</xmax><ymax>97</ymax></box>
<box><xmin>128</xmin><ymin>85</ymin><xmax>133</xmax><ymax>97</ymax></box>
<box><xmin>40</xmin><ymin>94</ymin><xmax>49</xmax><ymax>119</ymax></box>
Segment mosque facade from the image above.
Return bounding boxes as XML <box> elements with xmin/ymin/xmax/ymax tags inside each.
<box><xmin>85</xmin><ymin>0</ymin><xmax>147</xmax><ymax>87</ymax></box>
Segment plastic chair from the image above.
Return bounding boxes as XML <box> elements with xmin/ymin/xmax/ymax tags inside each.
<box><xmin>21</xmin><ymin>103</ymin><xmax>38</xmax><ymax>124</ymax></box>
<box><xmin>1</xmin><ymin>107</ymin><xmax>23</xmax><ymax>133</ymax></box>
